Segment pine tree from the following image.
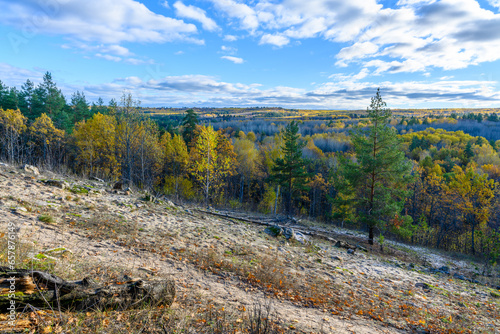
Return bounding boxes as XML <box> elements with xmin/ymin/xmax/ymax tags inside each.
<box><xmin>182</xmin><ymin>109</ymin><xmax>198</xmax><ymax>146</ymax></box>
<box><xmin>336</xmin><ymin>89</ymin><xmax>413</xmax><ymax>245</ymax></box>
<box><xmin>270</xmin><ymin>121</ymin><xmax>309</xmax><ymax>215</ymax></box>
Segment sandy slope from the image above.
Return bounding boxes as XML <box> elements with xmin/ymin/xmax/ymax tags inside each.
<box><xmin>0</xmin><ymin>164</ymin><xmax>498</xmax><ymax>333</ymax></box>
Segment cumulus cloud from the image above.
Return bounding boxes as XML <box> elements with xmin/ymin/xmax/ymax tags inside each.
<box><xmin>487</xmin><ymin>0</ymin><xmax>500</xmax><ymax>9</ymax></box>
<box><xmin>173</xmin><ymin>1</ymin><xmax>218</xmax><ymax>31</ymax></box>
<box><xmin>206</xmin><ymin>0</ymin><xmax>500</xmax><ymax>75</ymax></box>
<box><xmin>210</xmin><ymin>0</ymin><xmax>259</xmax><ymax>31</ymax></box>
<box><xmin>224</xmin><ymin>35</ymin><xmax>238</xmax><ymax>41</ymax></box>
<box><xmin>95</xmin><ymin>53</ymin><xmax>122</xmax><ymax>62</ymax></box>
<box><xmin>259</xmin><ymin>34</ymin><xmax>290</xmax><ymax>47</ymax></box>
<box><xmin>76</xmin><ymin>73</ymin><xmax>500</xmax><ymax>109</ymax></box>
<box><xmin>0</xmin><ymin>0</ymin><xmax>200</xmax><ymax>44</ymax></box>
<box><xmin>221</xmin><ymin>56</ymin><xmax>244</xmax><ymax>64</ymax></box>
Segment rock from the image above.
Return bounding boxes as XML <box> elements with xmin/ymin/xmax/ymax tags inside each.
<box><xmin>43</xmin><ymin>179</ymin><xmax>69</xmax><ymax>189</ymax></box>
<box><xmin>283</xmin><ymin>227</ymin><xmax>295</xmax><ymax>240</ymax></box>
<box><xmin>332</xmin><ymin>256</ymin><xmax>343</xmax><ymax>262</ymax></box>
<box><xmin>22</xmin><ymin>164</ymin><xmax>40</xmax><ymax>176</ymax></box>
<box><xmin>438</xmin><ymin>266</ymin><xmax>450</xmax><ymax>274</ymax></box>
<box><xmin>453</xmin><ymin>273</ymin><xmax>467</xmax><ymax>281</ymax></box>
<box><xmin>294</xmin><ymin>231</ymin><xmax>309</xmax><ymax>244</ymax></box>
<box><xmin>408</xmin><ymin>263</ymin><xmax>415</xmax><ymax>269</ymax></box>
<box><xmin>14</xmin><ymin>206</ymin><xmax>28</xmax><ymax>212</ymax></box>
<box><xmin>91</xmin><ymin>176</ymin><xmax>104</xmax><ymax>183</ymax></box>
<box><xmin>335</xmin><ymin>240</ymin><xmax>356</xmax><ymax>250</ymax></box>
<box><xmin>356</xmin><ymin>244</ymin><xmax>368</xmax><ymax>252</ymax></box>
<box><xmin>347</xmin><ymin>249</ymin><xmax>355</xmax><ymax>255</ymax></box>
<box><xmin>415</xmin><ymin>282</ymin><xmax>431</xmax><ymax>289</ymax></box>
<box><xmin>264</xmin><ymin>225</ymin><xmax>283</xmax><ymax>237</ymax></box>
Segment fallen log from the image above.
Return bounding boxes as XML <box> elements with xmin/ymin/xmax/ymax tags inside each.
<box><xmin>0</xmin><ymin>267</ymin><xmax>175</xmax><ymax>311</ymax></box>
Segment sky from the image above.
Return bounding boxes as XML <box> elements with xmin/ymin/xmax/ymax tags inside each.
<box><xmin>2</xmin><ymin>0</ymin><xmax>500</xmax><ymax>109</ymax></box>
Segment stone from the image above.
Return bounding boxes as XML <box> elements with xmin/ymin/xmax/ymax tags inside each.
<box><xmin>264</xmin><ymin>225</ymin><xmax>283</xmax><ymax>237</ymax></box>
<box><xmin>438</xmin><ymin>266</ymin><xmax>450</xmax><ymax>274</ymax></box>
<box><xmin>331</xmin><ymin>256</ymin><xmax>343</xmax><ymax>262</ymax></box>
<box><xmin>356</xmin><ymin>244</ymin><xmax>368</xmax><ymax>252</ymax></box>
<box><xmin>43</xmin><ymin>179</ymin><xmax>69</xmax><ymax>189</ymax></box>
<box><xmin>22</xmin><ymin>164</ymin><xmax>40</xmax><ymax>176</ymax></box>
<box><xmin>283</xmin><ymin>227</ymin><xmax>295</xmax><ymax>240</ymax></box>
<box><xmin>453</xmin><ymin>273</ymin><xmax>467</xmax><ymax>281</ymax></box>
<box><xmin>293</xmin><ymin>231</ymin><xmax>309</xmax><ymax>244</ymax></box>
<box><xmin>415</xmin><ymin>282</ymin><xmax>431</xmax><ymax>289</ymax></box>
<box><xmin>347</xmin><ymin>249</ymin><xmax>355</xmax><ymax>255</ymax></box>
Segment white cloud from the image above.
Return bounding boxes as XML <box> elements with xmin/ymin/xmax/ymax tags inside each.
<box><xmin>221</xmin><ymin>56</ymin><xmax>244</xmax><ymax>64</ymax></box>
<box><xmin>4</xmin><ymin>63</ymin><xmax>496</xmax><ymax>108</ymax></box>
<box><xmin>224</xmin><ymin>35</ymin><xmax>238</xmax><ymax>41</ymax></box>
<box><xmin>210</xmin><ymin>0</ymin><xmax>259</xmax><ymax>31</ymax></box>
<box><xmin>221</xmin><ymin>45</ymin><xmax>238</xmax><ymax>54</ymax></box>
<box><xmin>95</xmin><ymin>53</ymin><xmax>122</xmax><ymax>62</ymax></box>
<box><xmin>206</xmin><ymin>0</ymin><xmax>500</xmax><ymax>75</ymax></box>
<box><xmin>487</xmin><ymin>0</ymin><xmax>500</xmax><ymax>9</ymax></box>
<box><xmin>0</xmin><ymin>0</ymin><xmax>200</xmax><ymax>44</ymax></box>
<box><xmin>173</xmin><ymin>1</ymin><xmax>218</xmax><ymax>31</ymax></box>
<box><xmin>259</xmin><ymin>34</ymin><xmax>290</xmax><ymax>47</ymax></box>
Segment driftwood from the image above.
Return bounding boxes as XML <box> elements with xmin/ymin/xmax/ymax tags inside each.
<box><xmin>195</xmin><ymin>209</ymin><xmax>368</xmax><ymax>252</ymax></box>
<box><xmin>0</xmin><ymin>267</ymin><xmax>175</xmax><ymax>311</ymax></box>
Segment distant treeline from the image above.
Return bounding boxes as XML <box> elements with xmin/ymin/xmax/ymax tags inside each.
<box><xmin>1</xmin><ymin>74</ymin><xmax>499</xmax><ymax>264</ymax></box>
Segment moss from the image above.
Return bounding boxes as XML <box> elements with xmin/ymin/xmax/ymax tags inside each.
<box><xmin>70</xmin><ymin>185</ymin><xmax>89</xmax><ymax>194</ymax></box>
<box><xmin>490</xmin><ymin>290</ymin><xmax>500</xmax><ymax>299</ymax></box>
<box><xmin>38</xmin><ymin>214</ymin><xmax>54</xmax><ymax>223</ymax></box>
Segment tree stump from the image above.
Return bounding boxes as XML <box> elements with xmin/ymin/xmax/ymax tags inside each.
<box><xmin>0</xmin><ymin>267</ymin><xmax>175</xmax><ymax>311</ymax></box>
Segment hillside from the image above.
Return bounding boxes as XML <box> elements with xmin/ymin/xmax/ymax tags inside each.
<box><xmin>0</xmin><ymin>164</ymin><xmax>499</xmax><ymax>333</ymax></box>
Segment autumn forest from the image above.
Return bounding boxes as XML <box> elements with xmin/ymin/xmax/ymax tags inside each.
<box><xmin>1</xmin><ymin>73</ymin><xmax>500</xmax><ymax>266</ymax></box>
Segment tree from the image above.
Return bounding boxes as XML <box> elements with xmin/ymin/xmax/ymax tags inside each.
<box><xmin>162</xmin><ymin>133</ymin><xmax>189</xmax><ymax>200</ymax></box>
<box><xmin>182</xmin><ymin>109</ymin><xmax>198</xmax><ymax>146</ymax></box>
<box><xmin>189</xmin><ymin>125</ymin><xmax>219</xmax><ymax>206</ymax></box>
<box><xmin>270</xmin><ymin>121</ymin><xmax>309</xmax><ymax>215</ymax></box>
<box><xmin>189</xmin><ymin>126</ymin><xmax>236</xmax><ymax>206</ymax></box>
<box><xmin>28</xmin><ymin>113</ymin><xmax>65</xmax><ymax>167</ymax></box>
<box><xmin>233</xmin><ymin>134</ymin><xmax>259</xmax><ymax>202</ymax></box>
<box><xmin>447</xmin><ymin>165</ymin><xmax>496</xmax><ymax>255</ymax></box>
<box><xmin>18</xmin><ymin>79</ymin><xmax>34</xmax><ymax>117</ymax></box>
<box><xmin>72</xmin><ymin>112</ymin><xmax>117</xmax><ymax>178</ymax></box>
<box><xmin>0</xmin><ymin>108</ymin><xmax>27</xmax><ymax>163</ymax></box>
<box><xmin>336</xmin><ymin>89</ymin><xmax>413</xmax><ymax>245</ymax></box>
<box><xmin>71</xmin><ymin>91</ymin><xmax>90</xmax><ymax>124</ymax></box>
<box><xmin>115</xmin><ymin>93</ymin><xmax>143</xmax><ymax>186</ymax></box>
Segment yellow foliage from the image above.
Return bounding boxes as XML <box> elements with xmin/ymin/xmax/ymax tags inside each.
<box><xmin>72</xmin><ymin>112</ymin><xmax>117</xmax><ymax>177</ymax></box>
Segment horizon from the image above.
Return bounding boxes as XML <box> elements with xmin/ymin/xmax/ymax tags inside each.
<box><xmin>2</xmin><ymin>0</ymin><xmax>500</xmax><ymax>109</ymax></box>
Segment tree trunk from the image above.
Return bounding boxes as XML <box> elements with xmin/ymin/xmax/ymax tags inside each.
<box><xmin>368</xmin><ymin>226</ymin><xmax>374</xmax><ymax>245</ymax></box>
<box><xmin>274</xmin><ymin>185</ymin><xmax>280</xmax><ymax>216</ymax></box>
<box><xmin>0</xmin><ymin>268</ymin><xmax>175</xmax><ymax>311</ymax></box>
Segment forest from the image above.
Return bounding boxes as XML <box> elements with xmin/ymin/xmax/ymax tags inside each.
<box><xmin>1</xmin><ymin>73</ymin><xmax>500</xmax><ymax>267</ymax></box>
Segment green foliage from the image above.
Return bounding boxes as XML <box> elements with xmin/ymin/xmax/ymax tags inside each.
<box><xmin>38</xmin><ymin>215</ymin><xmax>54</xmax><ymax>223</ymax></box>
<box><xmin>270</xmin><ymin>121</ymin><xmax>309</xmax><ymax>214</ymax></box>
<box><xmin>336</xmin><ymin>89</ymin><xmax>413</xmax><ymax>244</ymax></box>
<box><xmin>182</xmin><ymin>109</ymin><xmax>198</xmax><ymax>146</ymax></box>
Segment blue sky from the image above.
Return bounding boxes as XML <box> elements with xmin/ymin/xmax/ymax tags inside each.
<box><xmin>2</xmin><ymin>0</ymin><xmax>500</xmax><ymax>109</ymax></box>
